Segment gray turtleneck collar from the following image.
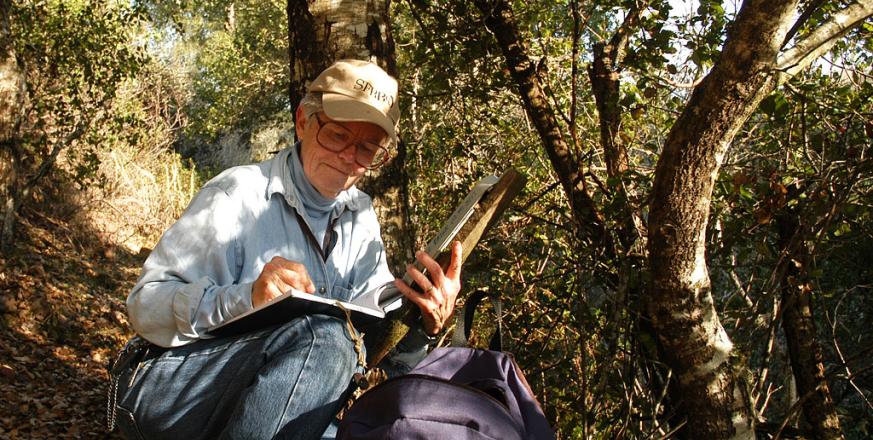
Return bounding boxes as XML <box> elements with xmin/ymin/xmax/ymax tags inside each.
<box><xmin>288</xmin><ymin>143</ymin><xmax>346</xmax><ymax>248</ymax></box>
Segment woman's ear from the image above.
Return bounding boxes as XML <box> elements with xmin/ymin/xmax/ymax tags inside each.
<box><xmin>295</xmin><ymin>105</ymin><xmax>307</xmax><ymax>141</ymax></box>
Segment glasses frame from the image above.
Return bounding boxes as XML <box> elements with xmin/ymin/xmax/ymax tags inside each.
<box><xmin>312</xmin><ymin>113</ymin><xmax>392</xmax><ymax>170</ymax></box>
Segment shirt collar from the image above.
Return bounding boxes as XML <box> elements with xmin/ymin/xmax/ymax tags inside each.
<box><xmin>265</xmin><ymin>143</ymin><xmax>363</xmax><ymax>212</ymax></box>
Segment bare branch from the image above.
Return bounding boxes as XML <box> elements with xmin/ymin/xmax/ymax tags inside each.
<box><xmin>829</xmin><ymin>289</ymin><xmax>873</xmax><ymax>411</ymax></box>
<box><xmin>776</xmin><ymin>0</ymin><xmax>873</xmax><ymax>82</ymax></box>
<box><xmin>646</xmin><ymin>72</ymin><xmax>706</xmax><ymax>90</ymax></box>
<box><xmin>781</xmin><ymin>0</ymin><xmax>827</xmax><ymax>49</ymax></box>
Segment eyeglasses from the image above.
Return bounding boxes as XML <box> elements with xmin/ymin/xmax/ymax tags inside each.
<box><xmin>313</xmin><ymin>113</ymin><xmax>392</xmax><ymax>170</ymax></box>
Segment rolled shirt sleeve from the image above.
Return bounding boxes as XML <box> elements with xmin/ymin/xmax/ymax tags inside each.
<box><xmin>127</xmin><ymin>185</ymin><xmax>253</xmax><ymax>347</ymax></box>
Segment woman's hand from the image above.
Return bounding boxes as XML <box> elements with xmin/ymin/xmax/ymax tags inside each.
<box><xmin>394</xmin><ymin>241</ymin><xmax>463</xmax><ymax>336</ymax></box>
<box><xmin>251</xmin><ymin>256</ymin><xmax>316</xmax><ymax>308</ymax></box>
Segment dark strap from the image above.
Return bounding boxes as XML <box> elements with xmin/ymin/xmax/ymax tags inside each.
<box><xmin>451</xmin><ymin>289</ymin><xmax>503</xmax><ymax>351</ymax></box>
<box><xmin>293</xmin><ymin>210</ymin><xmax>338</xmax><ymax>262</ymax></box>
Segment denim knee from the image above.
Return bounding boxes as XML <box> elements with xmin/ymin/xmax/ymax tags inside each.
<box><xmin>263</xmin><ymin>314</ymin><xmax>362</xmax><ymax>374</ymax></box>
<box><xmin>255</xmin><ymin>315</ymin><xmax>364</xmax><ymax>439</ymax></box>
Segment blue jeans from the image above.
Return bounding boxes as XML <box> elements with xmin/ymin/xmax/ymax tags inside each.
<box><xmin>114</xmin><ymin>314</ymin><xmax>361</xmax><ymax>440</ymax></box>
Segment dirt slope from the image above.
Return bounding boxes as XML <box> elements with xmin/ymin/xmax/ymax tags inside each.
<box><xmin>0</xmin><ymin>203</ymin><xmax>142</xmax><ymax>439</ymax></box>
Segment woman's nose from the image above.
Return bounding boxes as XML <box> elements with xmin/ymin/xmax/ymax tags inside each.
<box><xmin>337</xmin><ymin>143</ymin><xmax>357</xmax><ymax>163</ymax></box>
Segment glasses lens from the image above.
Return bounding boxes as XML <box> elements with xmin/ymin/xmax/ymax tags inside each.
<box><xmin>358</xmin><ymin>143</ymin><xmax>389</xmax><ymax>169</ymax></box>
<box><xmin>317</xmin><ymin>122</ymin><xmax>353</xmax><ymax>152</ymax></box>
<box><xmin>316</xmin><ymin>116</ymin><xmax>392</xmax><ymax>169</ymax></box>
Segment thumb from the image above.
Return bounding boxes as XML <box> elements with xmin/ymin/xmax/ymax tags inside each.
<box><xmin>446</xmin><ymin>241</ymin><xmax>463</xmax><ymax>279</ymax></box>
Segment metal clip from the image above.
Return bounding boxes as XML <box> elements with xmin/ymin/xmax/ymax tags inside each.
<box><xmin>106</xmin><ymin>336</ymin><xmax>150</xmax><ymax>432</ymax></box>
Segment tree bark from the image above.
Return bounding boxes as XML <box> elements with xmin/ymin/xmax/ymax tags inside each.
<box><xmin>646</xmin><ymin>1</ymin><xmax>801</xmax><ymax>438</ymax></box>
<box><xmin>472</xmin><ymin>0</ymin><xmax>871</xmax><ymax>436</ymax></box>
<box><xmin>0</xmin><ymin>0</ymin><xmax>25</xmax><ymax>252</ymax></box>
<box><xmin>588</xmin><ymin>4</ymin><xmax>642</xmax><ymax>179</ymax></box>
<box><xmin>776</xmin><ymin>213</ymin><xmax>843</xmax><ymax>439</ymax></box>
<box><xmin>589</xmin><ymin>40</ymin><xmax>626</xmax><ymax>177</ymax></box>
<box><xmin>646</xmin><ymin>1</ymin><xmax>873</xmax><ymax>436</ymax></box>
<box><xmin>587</xmin><ymin>4</ymin><xmax>648</xmax><ymax>256</ymax></box>
<box><xmin>286</xmin><ymin>1</ymin><xmax>327</xmax><ymax>110</ymax></box>
<box><xmin>286</xmin><ymin>0</ymin><xmax>413</xmax><ymax>273</ymax></box>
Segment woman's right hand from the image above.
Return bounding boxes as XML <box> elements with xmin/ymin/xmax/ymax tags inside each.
<box><xmin>251</xmin><ymin>256</ymin><xmax>316</xmax><ymax>307</ymax></box>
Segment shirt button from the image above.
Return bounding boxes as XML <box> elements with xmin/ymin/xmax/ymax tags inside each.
<box><xmin>319</xmin><ymin>286</ymin><xmax>326</xmax><ymax>294</ymax></box>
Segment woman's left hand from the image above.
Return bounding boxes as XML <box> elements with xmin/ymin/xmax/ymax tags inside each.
<box><xmin>394</xmin><ymin>241</ymin><xmax>463</xmax><ymax>336</ymax></box>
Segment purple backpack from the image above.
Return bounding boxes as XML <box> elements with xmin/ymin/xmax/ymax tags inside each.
<box><xmin>338</xmin><ymin>291</ymin><xmax>556</xmax><ymax>440</ymax></box>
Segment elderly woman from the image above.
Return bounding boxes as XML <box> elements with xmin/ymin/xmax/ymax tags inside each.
<box><xmin>111</xmin><ymin>60</ymin><xmax>462</xmax><ymax>440</ymax></box>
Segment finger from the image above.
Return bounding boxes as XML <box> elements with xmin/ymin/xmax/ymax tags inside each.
<box><xmin>416</xmin><ymin>262</ymin><xmax>449</xmax><ymax>307</ymax></box>
<box><xmin>396</xmin><ymin>279</ymin><xmax>442</xmax><ymax>324</ymax></box>
<box><xmin>270</xmin><ymin>258</ymin><xmax>315</xmax><ymax>292</ymax></box>
<box><xmin>253</xmin><ymin>281</ymin><xmax>285</xmax><ymax>307</ymax></box>
<box><xmin>445</xmin><ymin>241</ymin><xmax>463</xmax><ymax>280</ymax></box>
<box><xmin>397</xmin><ymin>279</ymin><xmax>442</xmax><ymax>335</ymax></box>
<box><xmin>394</xmin><ymin>279</ymin><xmax>432</xmax><ymax>311</ymax></box>
<box><xmin>405</xmin><ymin>263</ymin><xmax>435</xmax><ymax>295</ymax></box>
<box><xmin>263</xmin><ymin>282</ymin><xmax>285</xmax><ymax>303</ymax></box>
<box><xmin>415</xmin><ymin>250</ymin><xmax>445</xmax><ymax>285</ymax></box>
<box><xmin>276</xmin><ymin>268</ymin><xmax>316</xmax><ymax>293</ymax></box>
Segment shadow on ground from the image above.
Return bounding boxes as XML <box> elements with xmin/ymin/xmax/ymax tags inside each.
<box><xmin>0</xmin><ymin>185</ymin><xmax>145</xmax><ymax>439</ymax></box>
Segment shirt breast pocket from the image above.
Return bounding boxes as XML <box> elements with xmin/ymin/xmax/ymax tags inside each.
<box><xmin>330</xmin><ymin>284</ymin><xmax>353</xmax><ymax>302</ymax></box>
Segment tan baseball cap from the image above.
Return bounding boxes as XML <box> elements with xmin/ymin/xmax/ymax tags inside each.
<box><xmin>308</xmin><ymin>59</ymin><xmax>400</xmax><ymax>145</ymax></box>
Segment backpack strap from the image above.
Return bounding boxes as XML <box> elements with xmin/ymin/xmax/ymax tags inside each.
<box><xmin>451</xmin><ymin>289</ymin><xmax>503</xmax><ymax>351</ymax></box>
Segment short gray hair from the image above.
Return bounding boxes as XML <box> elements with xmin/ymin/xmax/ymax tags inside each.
<box><xmin>298</xmin><ymin>92</ymin><xmax>323</xmax><ymax>125</ymax></box>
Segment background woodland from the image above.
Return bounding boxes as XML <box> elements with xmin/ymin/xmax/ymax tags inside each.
<box><xmin>1</xmin><ymin>0</ymin><xmax>872</xmax><ymax>438</ymax></box>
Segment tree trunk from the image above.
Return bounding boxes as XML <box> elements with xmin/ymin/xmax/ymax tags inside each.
<box><xmin>0</xmin><ymin>0</ymin><xmax>25</xmax><ymax>252</ymax></box>
<box><xmin>587</xmin><ymin>4</ymin><xmax>646</xmax><ymax>255</ymax></box>
<box><xmin>646</xmin><ymin>2</ymin><xmax>873</xmax><ymax>436</ymax></box>
<box><xmin>286</xmin><ymin>2</ymin><xmax>327</xmax><ymax>109</ymax></box>
<box><xmin>776</xmin><ymin>213</ymin><xmax>843</xmax><ymax>439</ymax></box>
<box><xmin>588</xmin><ymin>1</ymin><xmax>644</xmax><ymax>180</ymax></box>
<box><xmin>645</xmin><ymin>1</ymin><xmax>813</xmax><ymax>437</ymax></box>
<box><xmin>589</xmin><ymin>41</ymin><xmax>626</xmax><ymax>177</ymax></box>
<box><xmin>473</xmin><ymin>0</ymin><xmax>871</xmax><ymax>436</ymax></box>
<box><xmin>286</xmin><ymin>0</ymin><xmax>413</xmax><ymax>273</ymax></box>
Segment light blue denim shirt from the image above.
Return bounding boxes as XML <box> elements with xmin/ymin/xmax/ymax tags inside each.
<box><xmin>127</xmin><ymin>145</ymin><xmax>397</xmax><ymax>348</ymax></box>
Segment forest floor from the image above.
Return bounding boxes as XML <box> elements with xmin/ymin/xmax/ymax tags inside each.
<box><xmin>0</xmin><ymin>190</ymin><xmax>142</xmax><ymax>439</ymax></box>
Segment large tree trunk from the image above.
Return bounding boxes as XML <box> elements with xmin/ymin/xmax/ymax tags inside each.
<box><xmin>472</xmin><ymin>0</ymin><xmax>871</xmax><ymax>436</ymax></box>
<box><xmin>643</xmin><ymin>0</ymin><xmax>859</xmax><ymax>437</ymax></box>
<box><xmin>286</xmin><ymin>0</ymin><xmax>413</xmax><ymax>272</ymax></box>
<box><xmin>646</xmin><ymin>2</ymin><xmax>798</xmax><ymax>437</ymax></box>
<box><xmin>647</xmin><ymin>0</ymin><xmax>873</xmax><ymax>436</ymax></box>
<box><xmin>0</xmin><ymin>0</ymin><xmax>25</xmax><ymax>252</ymax></box>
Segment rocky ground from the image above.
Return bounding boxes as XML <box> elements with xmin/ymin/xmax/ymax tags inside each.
<box><xmin>0</xmin><ymin>201</ymin><xmax>144</xmax><ymax>439</ymax></box>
